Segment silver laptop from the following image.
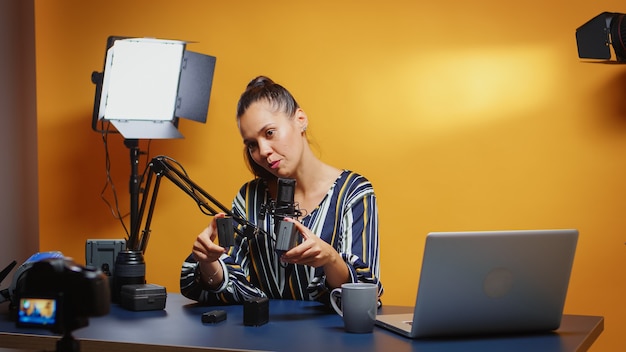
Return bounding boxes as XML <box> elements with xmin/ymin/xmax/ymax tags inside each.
<box><xmin>376</xmin><ymin>229</ymin><xmax>578</xmax><ymax>338</ymax></box>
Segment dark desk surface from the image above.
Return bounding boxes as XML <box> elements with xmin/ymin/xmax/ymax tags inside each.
<box><xmin>0</xmin><ymin>293</ymin><xmax>604</xmax><ymax>352</ymax></box>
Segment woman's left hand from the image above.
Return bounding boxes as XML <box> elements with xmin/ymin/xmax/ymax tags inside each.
<box><xmin>280</xmin><ymin>217</ymin><xmax>351</xmax><ymax>289</ymax></box>
<box><xmin>279</xmin><ymin>217</ymin><xmax>339</xmax><ymax>268</ymax></box>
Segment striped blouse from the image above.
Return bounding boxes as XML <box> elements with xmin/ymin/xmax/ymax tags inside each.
<box><xmin>180</xmin><ymin>170</ymin><xmax>383</xmax><ymax>305</ymax></box>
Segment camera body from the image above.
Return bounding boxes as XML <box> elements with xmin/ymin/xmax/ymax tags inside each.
<box><xmin>14</xmin><ymin>257</ymin><xmax>110</xmax><ymax>334</ymax></box>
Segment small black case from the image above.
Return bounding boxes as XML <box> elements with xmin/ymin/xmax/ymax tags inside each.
<box><xmin>120</xmin><ymin>283</ymin><xmax>167</xmax><ymax>311</ymax></box>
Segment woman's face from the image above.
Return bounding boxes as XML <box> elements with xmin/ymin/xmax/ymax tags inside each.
<box><xmin>239</xmin><ymin>100</ymin><xmax>305</xmax><ymax>178</ymax></box>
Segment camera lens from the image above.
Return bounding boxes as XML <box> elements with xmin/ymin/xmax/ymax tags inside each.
<box><xmin>112</xmin><ymin>250</ymin><xmax>145</xmax><ymax>303</ymax></box>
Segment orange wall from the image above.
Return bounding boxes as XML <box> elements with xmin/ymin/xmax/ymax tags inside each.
<box><xmin>34</xmin><ymin>1</ymin><xmax>626</xmax><ymax>350</ymax></box>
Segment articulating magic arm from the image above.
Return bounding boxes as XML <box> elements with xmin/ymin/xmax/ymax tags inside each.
<box><xmin>129</xmin><ymin>156</ymin><xmax>260</xmax><ymax>253</ymax></box>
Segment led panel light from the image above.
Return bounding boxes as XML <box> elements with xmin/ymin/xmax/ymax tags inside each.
<box><xmin>92</xmin><ymin>37</ymin><xmax>216</xmax><ymax>139</ymax></box>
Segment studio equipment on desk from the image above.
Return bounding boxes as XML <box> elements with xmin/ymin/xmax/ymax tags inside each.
<box><xmin>111</xmin><ymin>250</ymin><xmax>146</xmax><ymax>304</ymax></box>
<box><xmin>120</xmin><ymin>283</ymin><xmax>168</xmax><ymax>312</ymax></box>
<box><xmin>2</xmin><ymin>253</ymin><xmax>110</xmax><ymax>352</ymax></box>
<box><xmin>202</xmin><ymin>309</ymin><xmax>227</xmax><ymax>324</ymax></box>
<box><xmin>85</xmin><ymin>239</ymin><xmax>126</xmax><ymax>292</ymax></box>
<box><xmin>243</xmin><ymin>296</ymin><xmax>269</xmax><ymax>327</ymax></box>
<box><xmin>1</xmin><ymin>252</ymin><xmax>69</xmax><ymax>309</ymax></box>
<box><xmin>576</xmin><ymin>12</ymin><xmax>626</xmax><ymax>63</ymax></box>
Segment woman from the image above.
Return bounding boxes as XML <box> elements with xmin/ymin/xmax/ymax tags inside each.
<box><xmin>180</xmin><ymin>76</ymin><xmax>383</xmax><ymax>305</ymax></box>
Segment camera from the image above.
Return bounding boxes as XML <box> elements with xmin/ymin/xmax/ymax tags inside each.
<box><xmin>13</xmin><ymin>256</ymin><xmax>110</xmax><ymax>334</ymax></box>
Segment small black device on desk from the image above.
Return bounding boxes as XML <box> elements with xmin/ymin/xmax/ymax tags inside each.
<box><xmin>120</xmin><ymin>283</ymin><xmax>167</xmax><ymax>311</ymax></box>
<box><xmin>243</xmin><ymin>296</ymin><xmax>269</xmax><ymax>326</ymax></box>
<box><xmin>202</xmin><ymin>310</ymin><xmax>227</xmax><ymax>324</ymax></box>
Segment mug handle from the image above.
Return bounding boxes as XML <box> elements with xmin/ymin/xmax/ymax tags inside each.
<box><xmin>329</xmin><ymin>287</ymin><xmax>343</xmax><ymax>317</ymax></box>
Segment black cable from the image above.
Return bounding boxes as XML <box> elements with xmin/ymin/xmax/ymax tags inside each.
<box><xmin>150</xmin><ymin>155</ymin><xmax>215</xmax><ymax>216</ymax></box>
<box><xmin>99</xmin><ymin>123</ymin><xmax>130</xmax><ymax>238</ymax></box>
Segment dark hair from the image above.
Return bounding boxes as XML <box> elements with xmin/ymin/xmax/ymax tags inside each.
<box><xmin>237</xmin><ymin>76</ymin><xmax>300</xmax><ymax>181</ymax></box>
<box><xmin>236</xmin><ymin>76</ymin><xmax>300</xmax><ymax>119</ymax></box>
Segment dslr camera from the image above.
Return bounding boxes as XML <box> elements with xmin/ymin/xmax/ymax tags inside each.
<box><xmin>12</xmin><ymin>256</ymin><xmax>110</xmax><ymax>334</ymax></box>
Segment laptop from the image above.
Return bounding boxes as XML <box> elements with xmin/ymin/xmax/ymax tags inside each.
<box><xmin>375</xmin><ymin>229</ymin><xmax>578</xmax><ymax>338</ymax></box>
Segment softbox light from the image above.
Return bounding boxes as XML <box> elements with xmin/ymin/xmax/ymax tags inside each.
<box><xmin>576</xmin><ymin>12</ymin><xmax>626</xmax><ymax>63</ymax></box>
<box><xmin>91</xmin><ymin>36</ymin><xmax>216</xmax><ymax>139</ymax></box>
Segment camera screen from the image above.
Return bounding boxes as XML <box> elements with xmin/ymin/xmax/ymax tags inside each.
<box><xmin>17</xmin><ymin>298</ymin><xmax>57</xmax><ymax>327</ymax></box>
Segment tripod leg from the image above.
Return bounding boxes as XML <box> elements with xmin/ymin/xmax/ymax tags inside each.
<box><xmin>56</xmin><ymin>332</ymin><xmax>80</xmax><ymax>352</ymax></box>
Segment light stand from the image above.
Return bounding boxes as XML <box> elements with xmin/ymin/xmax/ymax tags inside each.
<box><xmin>125</xmin><ymin>139</ymin><xmax>142</xmax><ymax>240</ymax></box>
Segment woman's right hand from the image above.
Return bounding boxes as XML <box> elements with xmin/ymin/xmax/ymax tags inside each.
<box><xmin>192</xmin><ymin>213</ymin><xmax>228</xmax><ymax>264</ymax></box>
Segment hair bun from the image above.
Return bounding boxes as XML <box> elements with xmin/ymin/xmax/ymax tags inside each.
<box><xmin>246</xmin><ymin>76</ymin><xmax>274</xmax><ymax>90</ymax></box>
